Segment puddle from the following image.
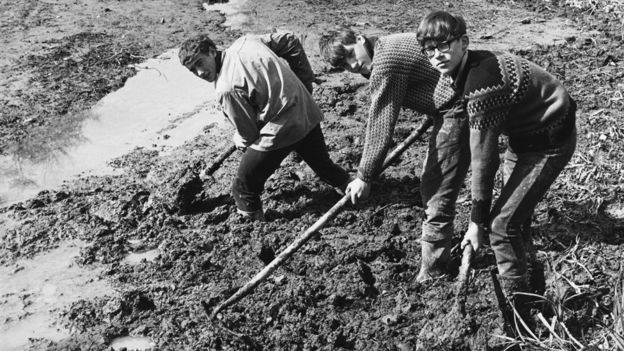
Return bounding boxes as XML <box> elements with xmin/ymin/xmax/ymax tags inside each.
<box><xmin>110</xmin><ymin>336</ymin><xmax>156</xmax><ymax>351</ymax></box>
<box><xmin>203</xmin><ymin>0</ymin><xmax>251</xmax><ymax>30</ymax></box>
<box><xmin>123</xmin><ymin>248</ymin><xmax>160</xmax><ymax>265</ymax></box>
<box><xmin>0</xmin><ymin>241</ymin><xmax>114</xmax><ymax>351</ymax></box>
<box><xmin>606</xmin><ymin>203</ymin><xmax>624</xmax><ymax>219</ymax></box>
<box><xmin>0</xmin><ymin>212</ymin><xmax>20</xmax><ymax>240</ymax></box>
<box><xmin>0</xmin><ymin>49</ymin><xmax>227</xmax><ymax>207</ymax></box>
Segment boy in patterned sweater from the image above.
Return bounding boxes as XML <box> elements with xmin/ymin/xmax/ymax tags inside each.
<box><xmin>319</xmin><ymin>27</ymin><xmax>471</xmax><ymax>282</ymax></box>
<box><xmin>417</xmin><ymin>10</ymin><xmax>577</xmax><ymax>323</ymax></box>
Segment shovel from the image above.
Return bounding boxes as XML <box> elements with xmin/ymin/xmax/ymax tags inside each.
<box><xmin>174</xmin><ymin>144</ymin><xmax>238</xmax><ymax>214</ymax></box>
<box><xmin>208</xmin><ymin>117</ymin><xmax>434</xmax><ymax>319</ymax></box>
<box><xmin>201</xmin><ymin>144</ymin><xmax>238</xmax><ymax>180</ymax></box>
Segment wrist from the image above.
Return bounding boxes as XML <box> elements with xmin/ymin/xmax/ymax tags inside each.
<box><xmin>471</xmin><ymin>221</ymin><xmax>489</xmax><ymax>232</ymax></box>
<box><xmin>356</xmin><ymin>171</ymin><xmax>373</xmax><ymax>183</ymax></box>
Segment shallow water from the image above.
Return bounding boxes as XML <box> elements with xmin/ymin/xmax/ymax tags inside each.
<box><xmin>123</xmin><ymin>248</ymin><xmax>161</xmax><ymax>265</ymax></box>
<box><xmin>0</xmin><ymin>49</ymin><xmax>226</xmax><ymax>207</ymax></box>
<box><xmin>0</xmin><ymin>4</ymin><xmax>246</xmax><ymax>349</ymax></box>
<box><xmin>0</xmin><ymin>241</ymin><xmax>112</xmax><ymax>351</ymax></box>
<box><xmin>204</xmin><ymin>0</ymin><xmax>251</xmax><ymax>30</ymax></box>
<box><xmin>110</xmin><ymin>336</ymin><xmax>156</xmax><ymax>351</ymax></box>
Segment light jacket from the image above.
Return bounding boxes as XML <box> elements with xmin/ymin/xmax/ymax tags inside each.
<box><xmin>216</xmin><ymin>33</ymin><xmax>322</xmax><ymax>151</ymax></box>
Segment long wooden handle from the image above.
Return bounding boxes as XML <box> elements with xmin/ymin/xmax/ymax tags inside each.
<box><xmin>204</xmin><ymin>145</ymin><xmax>238</xmax><ymax>177</ymax></box>
<box><xmin>454</xmin><ymin>244</ymin><xmax>474</xmax><ymax>316</ymax></box>
<box><xmin>210</xmin><ymin>117</ymin><xmax>434</xmax><ymax>319</ymax></box>
<box><xmin>457</xmin><ymin>244</ymin><xmax>474</xmax><ymax>289</ymax></box>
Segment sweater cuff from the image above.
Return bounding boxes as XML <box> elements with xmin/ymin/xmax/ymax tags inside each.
<box><xmin>470</xmin><ymin>198</ymin><xmax>491</xmax><ymax>229</ymax></box>
<box><xmin>356</xmin><ymin>170</ymin><xmax>374</xmax><ymax>183</ymax></box>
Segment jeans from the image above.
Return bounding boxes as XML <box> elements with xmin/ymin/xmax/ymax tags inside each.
<box><xmin>420</xmin><ymin>107</ymin><xmax>471</xmax><ymax>242</ymax></box>
<box><xmin>491</xmin><ymin>128</ymin><xmax>577</xmax><ymax>278</ymax></box>
<box><xmin>232</xmin><ymin>124</ymin><xmax>350</xmax><ymax>212</ymax></box>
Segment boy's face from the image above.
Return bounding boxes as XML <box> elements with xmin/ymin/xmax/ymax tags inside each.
<box><xmin>339</xmin><ymin>35</ymin><xmax>372</xmax><ymax>76</ymax></box>
<box><xmin>185</xmin><ymin>47</ymin><xmax>218</xmax><ymax>82</ymax></box>
<box><xmin>423</xmin><ymin>35</ymin><xmax>468</xmax><ymax>76</ymax></box>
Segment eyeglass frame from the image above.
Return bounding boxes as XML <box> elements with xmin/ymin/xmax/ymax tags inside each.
<box><xmin>421</xmin><ymin>36</ymin><xmax>462</xmax><ymax>58</ymax></box>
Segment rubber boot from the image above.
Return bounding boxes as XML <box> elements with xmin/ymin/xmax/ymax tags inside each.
<box><xmin>416</xmin><ymin>238</ymin><xmax>451</xmax><ymax>282</ymax></box>
<box><xmin>522</xmin><ymin>226</ymin><xmax>546</xmax><ymax>296</ymax></box>
<box><xmin>498</xmin><ymin>274</ymin><xmax>534</xmax><ymax>337</ymax></box>
<box><xmin>236</xmin><ymin>208</ymin><xmax>265</xmax><ymax>221</ymax></box>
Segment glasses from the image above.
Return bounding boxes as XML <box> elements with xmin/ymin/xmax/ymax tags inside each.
<box><xmin>421</xmin><ymin>36</ymin><xmax>460</xmax><ymax>58</ymax></box>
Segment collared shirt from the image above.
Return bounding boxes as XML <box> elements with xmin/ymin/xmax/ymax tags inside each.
<box><xmin>449</xmin><ymin>50</ymin><xmax>469</xmax><ymax>89</ymax></box>
<box><xmin>215</xmin><ymin>33</ymin><xmax>322</xmax><ymax>151</ymax></box>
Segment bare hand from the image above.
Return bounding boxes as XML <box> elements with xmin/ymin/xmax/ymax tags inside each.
<box><xmin>461</xmin><ymin>222</ymin><xmax>486</xmax><ymax>252</ymax></box>
<box><xmin>345</xmin><ymin>178</ymin><xmax>370</xmax><ymax>204</ymax></box>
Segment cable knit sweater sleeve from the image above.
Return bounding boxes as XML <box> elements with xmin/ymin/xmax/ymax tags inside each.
<box><xmin>357</xmin><ymin>71</ymin><xmax>408</xmax><ymax>182</ymax></box>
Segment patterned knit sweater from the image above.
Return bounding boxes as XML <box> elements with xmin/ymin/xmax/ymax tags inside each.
<box><xmin>455</xmin><ymin>50</ymin><xmax>576</xmax><ymax>226</ymax></box>
<box><xmin>357</xmin><ymin>33</ymin><xmax>459</xmax><ymax>182</ymax></box>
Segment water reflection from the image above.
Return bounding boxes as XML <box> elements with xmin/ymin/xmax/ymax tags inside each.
<box><xmin>8</xmin><ymin>110</ymin><xmax>92</xmax><ymax>164</ymax></box>
<box><xmin>0</xmin><ymin>49</ymin><xmax>227</xmax><ymax>206</ymax></box>
<box><xmin>0</xmin><ymin>110</ymin><xmax>94</xmax><ymax>202</ymax></box>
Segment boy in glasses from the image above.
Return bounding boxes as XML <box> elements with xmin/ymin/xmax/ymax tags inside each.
<box><xmin>417</xmin><ymin>10</ymin><xmax>577</xmax><ymax>325</ymax></box>
<box><xmin>179</xmin><ymin>33</ymin><xmax>350</xmax><ymax>220</ymax></box>
<box><xmin>319</xmin><ymin>27</ymin><xmax>471</xmax><ymax>282</ymax></box>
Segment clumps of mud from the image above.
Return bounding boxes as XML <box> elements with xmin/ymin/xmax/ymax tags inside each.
<box><xmin>417</xmin><ymin>307</ymin><xmax>478</xmax><ymax>350</ymax></box>
<box><xmin>407</xmin><ymin>280</ymin><xmax>479</xmax><ymax>350</ymax></box>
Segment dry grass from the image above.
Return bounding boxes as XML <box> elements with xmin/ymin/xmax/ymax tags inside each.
<box><xmin>490</xmin><ymin>239</ymin><xmax>624</xmax><ymax>350</ymax></box>
<box><xmin>560</xmin><ymin>0</ymin><xmax>624</xmax><ymax>37</ymax></box>
<box><xmin>610</xmin><ymin>268</ymin><xmax>624</xmax><ymax>349</ymax></box>
<box><xmin>554</xmin><ymin>108</ymin><xmax>624</xmax><ymax>215</ymax></box>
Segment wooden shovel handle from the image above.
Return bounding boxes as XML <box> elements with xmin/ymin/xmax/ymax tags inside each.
<box><xmin>210</xmin><ymin>117</ymin><xmax>434</xmax><ymax>319</ymax></box>
<box><xmin>457</xmin><ymin>244</ymin><xmax>474</xmax><ymax>289</ymax></box>
<box><xmin>454</xmin><ymin>244</ymin><xmax>474</xmax><ymax>316</ymax></box>
<box><xmin>204</xmin><ymin>145</ymin><xmax>238</xmax><ymax>177</ymax></box>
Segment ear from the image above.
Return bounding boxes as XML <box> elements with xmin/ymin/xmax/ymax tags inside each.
<box><xmin>460</xmin><ymin>35</ymin><xmax>470</xmax><ymax>51</ymax></box>
<box><xmin>207</xmin><ymin>46</ymin><xmax>217</xmax><ymax>57</ymax></box>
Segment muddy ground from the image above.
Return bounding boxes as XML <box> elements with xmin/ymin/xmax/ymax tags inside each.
<box><xmin>1</xmin><ymin>0</ymin><xmax>623</xmax><ymax>350</ymax></box>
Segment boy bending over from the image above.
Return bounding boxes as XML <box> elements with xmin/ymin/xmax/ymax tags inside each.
<box><xmin>179</xmin><ymin>33</ymin><xmax>350</xmax><ymax>220</ymax></box>
<box><xmin>417</xmin><ymin>11</ymin><xmax>577</xmax><ymax>323</ymax></box>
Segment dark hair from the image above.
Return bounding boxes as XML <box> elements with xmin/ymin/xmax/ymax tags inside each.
<box><xmin>417</xmin><ymin>11</ymin><xmax>467</xmax><ymax>45</ymax></box>
<box><xmin>318</xmin><ymin>26</ymin><xmax>358</xmax><ymax>67</ymax></box>
<box><xmin>178</xmin><ymin>34</ymin><xmax>217</xmax><ymax>67</ymax></box>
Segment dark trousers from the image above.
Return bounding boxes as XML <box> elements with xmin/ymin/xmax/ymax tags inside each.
<box><xmin>232</xmin><ymin>125</ymin><xmax>350</xmax><ymax>212</ymax></box>
<box><xmin>420</xmin><ymin>109</ymin><xmax>471</xmax><ymax>242</ymax></box>
<box><xmin>491</xmin><ymin>128</ymin><xmax>577</xmax><ymax>278</ymax></box>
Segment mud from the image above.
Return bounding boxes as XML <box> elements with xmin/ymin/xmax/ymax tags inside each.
<box><xmin>1</xmin><ymin>0</ymin><xmax>623</xmax><ymax>350</ymax></box>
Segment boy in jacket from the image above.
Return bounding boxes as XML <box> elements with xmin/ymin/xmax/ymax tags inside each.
<box><xmin>179</xmin><ymin>33</ymin><xmax>350</xmax><ymax>220</ymax></box>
